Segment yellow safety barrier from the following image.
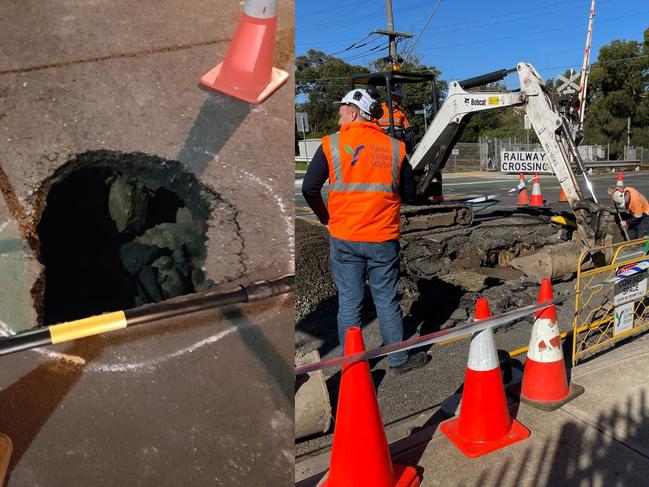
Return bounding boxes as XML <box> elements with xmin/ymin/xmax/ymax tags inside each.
<box><xmin>572</xmin><ymin>237</ymin><xmax>649</xmax><ymax>366</ymax></box>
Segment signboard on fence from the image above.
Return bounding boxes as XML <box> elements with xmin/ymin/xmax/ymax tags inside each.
<box><xmin>613</xmin><ymin>269</ymin><xmax>648</xmax><ymax>306</ymax></box>
<box><xmin>500</xmin><ymin>151</ymin><xmax>553</xmax><ymax>174</ymax></box>
<box><xmin>613</xmin><ymin>265</ymin><xmax>648</xmax><ymax>335</ymax></box>
<box><xmin>613</xmin><ymin>301</ymin><xmax>635</xmax><ymax>336</ymax></box>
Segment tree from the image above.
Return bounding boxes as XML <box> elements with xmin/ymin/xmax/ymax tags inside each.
<box><xmin>295</xmin><ymin>50</ymin><xmax>446</xmax><ymax>137</ymax></box>
<box><xmin>370</xmin><ymin>55</ymin><xmax>448</xmax><ymax>136</ymax></box>
<box><xmin>583</xmin><ymin>28</ymin><xmax>649</xmax><ymax>157</ymax></box>
<box><xmin>295</xmin><ymin>50</ymin><xmax>369</xmax><ymax>136</ymax></box>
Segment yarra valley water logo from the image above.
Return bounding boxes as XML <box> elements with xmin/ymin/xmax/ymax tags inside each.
<box><xmin>345</xmin><ymin>144</ymin><xmax>365</xmax><ymax>166</ymax></box>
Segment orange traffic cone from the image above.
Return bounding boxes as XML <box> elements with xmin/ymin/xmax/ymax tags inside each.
<box><xmin>516</xmin><ymin>173</ymin><xmax>529</xmax><ymax>205</ymax></box>
<box><xmin>529</xmin><ymin>174</ymin><xmax>543</xmax><ymax>207</ymax></box>
<box><xmin>322</xmin><ymin>327</ymin><xmax>420</xmax><ymax>487</ymax></box>
<box><xmin>440</xmin><ymin>298</ymin><xmax>529</xmax><ymax>458</ymax></box>
<box><xmin>520</xmin><ymin>279</ymin><xmax>584</xmax><ymax>410</ymax></box>
<box><xmin>200</xmin><ymin>0</ymin><xmax>289</xmax><ymax>104</ymax></box>
<box><xmin>559</xmin><ymin>187</ymin><xmax>568</xmax><ymax>202</ymax></box>
<box><xmin>616</xmin><ymin>170</ymin><xmax>624</xmax><ymax>188</ymax></box>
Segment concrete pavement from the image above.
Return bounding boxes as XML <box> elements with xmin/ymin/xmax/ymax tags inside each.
<box><xmin>297</xmin><ymin>334</ymin><xmax>649</xmax><ymax>486</ymax></box>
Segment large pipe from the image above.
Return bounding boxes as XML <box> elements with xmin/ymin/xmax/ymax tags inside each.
<box><xmin>509</xmin><ymin>242</ymin><xmax>583</xmax><ymax>280</ymax></box>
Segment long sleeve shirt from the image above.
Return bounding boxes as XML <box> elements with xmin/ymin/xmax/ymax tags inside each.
<box><xmin>301</xmin><ymin>144</ymin><xmax>416</xmax><ymax>225</ymax></box>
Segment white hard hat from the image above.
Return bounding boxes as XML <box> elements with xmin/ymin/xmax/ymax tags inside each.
<box><xmin>334</xmin><ymin>89</ymin><xmax>377</xmax><ymax>120</ymax></box>
<box><xmin>612</xmin><ymin>187</ymin><xmax>626</xmax><ymax>207</ymax></box>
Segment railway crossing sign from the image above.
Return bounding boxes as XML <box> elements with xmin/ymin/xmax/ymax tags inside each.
<box><xmin>556</xmin><ymin>70</ymin><xmax>580</xmax><ymax>94</ymax></box>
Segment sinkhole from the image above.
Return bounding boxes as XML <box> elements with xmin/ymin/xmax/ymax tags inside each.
<box><xmin>35</xmin><ymin>151</ymin><xmax>215</xmax><ymax>325</ymax></box>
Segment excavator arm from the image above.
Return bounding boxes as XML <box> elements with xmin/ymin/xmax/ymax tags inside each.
<box><xmin>409</xmin><ymin>62</ymin><xmax>610</xmax><ymax>246</ymax></box>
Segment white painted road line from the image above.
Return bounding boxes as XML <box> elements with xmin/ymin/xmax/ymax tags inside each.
<box><xmin>446</xmin><ymin>179</ymin><xmax>519</xmax><ymax>186</ymax></box>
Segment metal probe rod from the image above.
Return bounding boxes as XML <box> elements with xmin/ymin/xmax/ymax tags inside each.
<box><xmin>0</xmin><ymin>275</ymin><xmax>294</xmax><ymax>357</ymax></box>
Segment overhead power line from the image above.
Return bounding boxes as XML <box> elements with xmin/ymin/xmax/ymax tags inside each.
<box><xmin>296</xmin><ymin>0</ymin><xmax>442</xmax><ymax>34</ymax></box>
<box><xmin>298</xmin><ymin>53</ymin><xmax>649</xmax><ymax>84</ymax></box>
<box><xmin>296</xmin><ymin>0</ymin><xmax>611</xmax><ymax>35</ymax></box>
<box><xmin>414</xmin><ymin>9</ymin><xmax>649</xmax><ymax>54</ymax></box>
<box><xmin>341</xmin><ymin>45</ymin><xmax>388</xmax><ymax>62</ymax></box>
<box><xmin>413</xmin><ymin>0</ymin><xmax>612</xmax><ymax>38</ymax></box>
<box><xmin>324</xmin><ymin>33</ymin><xmax>380</xmax><ymax>57</ymax></box>
<box><xmin>400</xmin><ymin>0</ymin><xmax>445</xmax><ymax>65</ymax></box>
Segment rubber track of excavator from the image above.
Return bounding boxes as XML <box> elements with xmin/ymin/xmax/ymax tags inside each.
<box><xmin>400</xmin><ymin>203</ymin><xmax>475</xmax><ymax>236</ymax></box>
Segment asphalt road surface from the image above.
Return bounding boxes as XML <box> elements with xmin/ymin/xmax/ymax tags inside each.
<box><xmin>296</xmin><ymin>170</ymin><xmax>649</xmax><ymax>216</ymax></box>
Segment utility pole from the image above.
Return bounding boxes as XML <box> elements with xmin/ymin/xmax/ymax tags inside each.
<box><xmin>627</xmin><ymin>117</ymin><xmax>632</xmax><ymax>158</ymax></box>
<box><xmin>373</xmin><ymin>0</ymin><xmax>412</xmax><ymax>71</ymax></box>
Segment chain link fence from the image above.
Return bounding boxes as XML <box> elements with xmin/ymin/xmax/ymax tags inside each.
<box><xmin>296</xmin><ymin>136</ymin><xmax>631</xmax><ymax>172</ymax></box>
<box><xmin>624</xmin><ymin>146</ymin><xmax>649</xmax><ymax>164</ymax></box>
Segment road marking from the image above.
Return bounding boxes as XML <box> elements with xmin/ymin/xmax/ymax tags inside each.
<box><xmin>241</xmin><ymin>169</ymin><xmax>294</xmax><ymax>260</ymax></box>
<box><xmin>445</xmin><ymin>179</ymin><xmax>514</xmax><ymax>186</ymax></box>
<box><xmin>0</xmin><ymin>318</ymin><xmax>238</xmax><ymax>373</ymax></box>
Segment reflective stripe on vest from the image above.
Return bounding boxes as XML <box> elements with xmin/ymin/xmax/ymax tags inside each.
<box><xmin>327</xmin><ymin>132</ymin><xmax>401</xmax><ymax>193</ymax></box>
<box><xmin>377</xmin><ymin>103</ymin><xmax>406</xmax><ymax>128</ymax></box>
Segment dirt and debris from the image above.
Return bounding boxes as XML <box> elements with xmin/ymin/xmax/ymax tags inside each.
<box><xmin>34</xmin><ymin>150</ymin><xmax>221</xmax><ymax>324</ymax></box>
<box><xmin>296</xmin><ymin>211</ymin><xmax>574</xmax><ymax>338</ymax></box>
<box><xmin>397</xmin><ymin>213</ymin><xmax>572</xmax><ymax>329</ymax></box>
<box><xmin>401</xmin><ymin>215</ymin><xmax>565</xmax><ymax>280</ymax></box>
<box><xmin>296</xmin><ymin>217</ymin><xmax>337</xmax><ymax>322</ymax></box>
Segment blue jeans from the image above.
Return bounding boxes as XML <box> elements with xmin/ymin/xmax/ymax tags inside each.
<box><xmin>629</xmin><ymin>215</ymin><xmax>649</xmax><ymax>240</ymax></box>
<box><xmin>329</xmin><ymin>237</ymin><xmax>408</xmax><ymax>367</ymax></box>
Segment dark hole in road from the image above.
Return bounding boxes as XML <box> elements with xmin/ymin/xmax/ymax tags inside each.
<box><xmin>35</xmin><ymin>152</ymin><xmax>213</xmax><ymax>325</ymax></box>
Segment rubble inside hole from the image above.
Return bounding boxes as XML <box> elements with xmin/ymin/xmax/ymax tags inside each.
<box><xmin>35</xmin><ymin>151</ymin><xmax>215</xmax><ymax>324</ymax></box>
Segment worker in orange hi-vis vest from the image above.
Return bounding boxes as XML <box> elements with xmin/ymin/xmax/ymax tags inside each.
<box><xmin>301</xmin><ymin>88</ymin><xmax>427</xmax><ymax>374</ymax></box>
<box><xmin>377</xmin><ymin>84</ymin><xmax>411</xmax><ymax>132</ymax></box>
<box><xmin>608</xmin><ymin>186</ymin><xmax>649</xmax><ymax>240</ymax></box>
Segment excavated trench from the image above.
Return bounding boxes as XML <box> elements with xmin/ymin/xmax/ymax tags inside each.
<box><xmin>33</xmin><ymin>151</ymin><xmax>217</xmax><ymax>325</ymax></box>
<box><xmin>400</xmin><ymin>214</ymin><xmax>571</xmax><ymax>326</ymax></box>
<box><xmin>296</xmin><ymin>212</ymin><xmax>575</xmax><ymax>344</ymax></box>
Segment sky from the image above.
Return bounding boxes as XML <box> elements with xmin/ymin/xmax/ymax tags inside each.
<box><xmin>295</xmin><ymin>0</ymin><xmax>649</xmax><ymax>90</ymax></box>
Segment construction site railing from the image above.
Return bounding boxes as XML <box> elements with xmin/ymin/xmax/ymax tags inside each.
<box><xmin>572</xmin><ymin>238</ymin><xmax>649</xmax><ymax>366</ymax></box>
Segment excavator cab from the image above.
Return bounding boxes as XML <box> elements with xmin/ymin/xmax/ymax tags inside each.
<box><xmin>351</xmin><ymin>70</ymin><xmax>476</xmax><ymax>235</ymax></box>
<box><xmin>351</xmin><ymin>70</ymin><xmax>437</xmax><ymax>154</ymax></box>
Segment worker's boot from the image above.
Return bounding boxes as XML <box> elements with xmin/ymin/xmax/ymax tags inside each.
<box><xmin>389</xmin><ymin>351</ymin><xmax>428</xmax><ymax>375</ymax></box>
